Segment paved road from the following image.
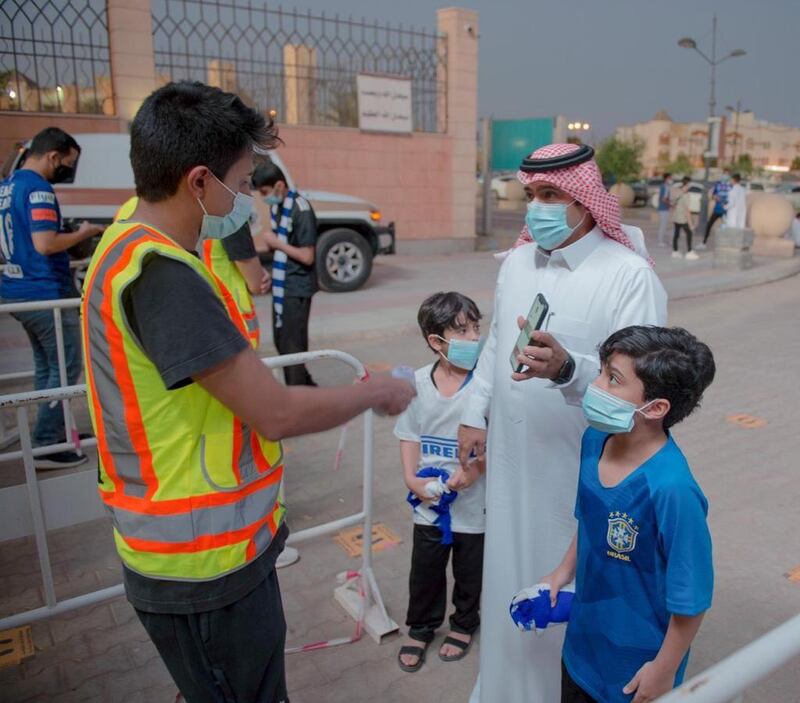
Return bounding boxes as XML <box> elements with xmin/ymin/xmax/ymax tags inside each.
<box><xmin>1</xmin><ymin>214</ymin><xmax>800</xmax><ymax>701</ymax></box>
<box><xmin>2</xmin><ymin>270</ymin><xmax>799</xmax><ymax>702</ymax></box>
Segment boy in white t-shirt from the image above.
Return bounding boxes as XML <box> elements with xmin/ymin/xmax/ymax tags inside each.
<box><xmin>395</xmin><ymin>292</ymin><xmax>487</xmax><ymax>673</ymax></box>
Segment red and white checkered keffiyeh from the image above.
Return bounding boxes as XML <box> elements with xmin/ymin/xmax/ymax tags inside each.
<box><xmin>512</xmin><ymin>143</ymin><xmax>651</xmax><ymax>264</ymax></box>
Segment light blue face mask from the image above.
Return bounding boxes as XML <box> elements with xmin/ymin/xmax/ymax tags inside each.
<box><xmin>198</xmin><ymin>172</ymin><xmax>254</xmax><ymax>240</ymax></box>
<box><xmin>265</xmin><ymin>194</ymin><xmax>283</xmax><ymax>206</ymax></box>
<box><xmin>525</xmin><ymin>200</ymin><xmax>586</xmax><ymax>251</ymax></box>
<box><xmin>582</xmin><ymin>384</ymin><xmax>657</xmax><ymax>434</ymax></box>
<box><xmin>436</xmin><ymin>336</ymin><xmax>485</xmax><ymax>371</ymax></box>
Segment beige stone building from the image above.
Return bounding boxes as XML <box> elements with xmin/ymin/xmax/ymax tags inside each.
<box><xmin>617</xmin><ymin>110</ymin><xmax>800</xmax><ymax>176</ymax></box>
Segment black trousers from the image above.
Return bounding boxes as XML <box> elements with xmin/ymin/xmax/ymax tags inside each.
<box><xmin>704</xmin><ymin>210</ymin><xmax>724</xmax><ymax>243</ymax></box>
<box><xmin>271</xmin><ymin>296</ymin><xmax>314</xmax><ymax>386</ymax></box>
<box><xmin>135</xmin><ymin>570</ymin><xmax>289</xmax><ymax>703</ymax></box>
<box><xmin>562</xmin><ymin>661</ymin><xmax>597</xmax><ymax>703</ymax></box>
<box><xmin>673</xmin><ymin>223</ymin><xmax>693</xmax><ymax>252</ymax></box>
<box><xmin>406</xmin><ymin>524</ymin><xmax>484</xmax><ymax>643</ymax></box>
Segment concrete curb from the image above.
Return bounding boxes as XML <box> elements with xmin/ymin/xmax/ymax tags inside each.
<box><xmin>665</xmin><ymin>257</ymin><xmax>800</xmax><ymax>301</ymax></box>
<box><xmin>295</xmin><ymin>257</ymin><xmax>800</xmax><ymax>349</ymax></box>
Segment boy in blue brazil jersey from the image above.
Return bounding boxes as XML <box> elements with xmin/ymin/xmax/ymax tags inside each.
<box><xmin>541</xmin><ymin>326</ymin><xmax>716</xmax><ymax>703</ymax></box>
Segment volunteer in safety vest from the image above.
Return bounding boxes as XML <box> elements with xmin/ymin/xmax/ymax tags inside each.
<box><xmin>82</xmin><ymin>81</ymin><xmax>415</xmax><ymax>702</ymax></box>
<box><xmin>0</xmin><ymin>127</ymin><xmax>103</xmax><ymax>469</ymax></box>
<box><xmin>116</xmin><ymin>196</ymin><xmax>270</xmax><ymax>347</ymax></box>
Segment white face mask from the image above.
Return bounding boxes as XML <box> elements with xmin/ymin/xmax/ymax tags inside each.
<box><xmin>197</xmin><ymin>172</ymin><xmax>253</xmax><ymax>239</ymax></box>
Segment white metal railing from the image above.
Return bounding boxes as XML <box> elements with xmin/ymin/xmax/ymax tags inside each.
<box><xmin>655</xmin><ymin>612</ymin><xmax>800</xmax><ymax>703</ymax></box>
<box><xmin>0</xmin><ymin>297</ymin><xmax>83</xmax><ymax>452</ymax></box>
<box><xmin>0</xmin><ymin>350</ymin><xmax>397</xmax><ymax>647</ymax></box>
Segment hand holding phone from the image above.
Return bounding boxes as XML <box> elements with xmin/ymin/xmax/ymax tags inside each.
<box><xmin>510</xmin><ymin>293</ymin><xmax>550</xmax><ymax>373</ymax></box>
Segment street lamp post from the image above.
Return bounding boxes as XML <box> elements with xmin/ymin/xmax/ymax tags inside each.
<box><xmin>725</xmin><ymin>100</ymin><xmax>746</xmax><ymax>165</ymax></box>
<box><xmin>567</xmin><ymin>121</ymin><xmax>591</xmax><ymax>145</ymax></box>
<box><xmin>678</xmin><ymin>14</ymin><xmax>746</xmax><ymax>234</ymax></box>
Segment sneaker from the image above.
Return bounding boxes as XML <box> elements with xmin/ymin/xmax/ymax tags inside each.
<box><xmin>685</xmin><ymin>251</ymin><xmax>700</xmax><ymax>261</ymax></box>
<box><xmin>671</xmin><ymin>251</ymin><xmax>683</xmax><ymax>259</ymax></box>
<box><xmin>34</xmin><ymin>451</ymin><xmax>89</xmax><ymax>471</ymax></box>
<box><xmin>695</xmin><ymin>242</ymin><xmax>708</xmax><ymax>251</ymax></box>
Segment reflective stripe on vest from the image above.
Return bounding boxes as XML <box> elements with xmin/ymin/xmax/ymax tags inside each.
<box><xmin>200</xmin><ymin>238</ymin><xmax>260</xmax><ymax>348</ymax></box>
<box><xmin>81</xmin><ymin>221</ymin><xmax>283</xmax><ymax>581</ymax></box>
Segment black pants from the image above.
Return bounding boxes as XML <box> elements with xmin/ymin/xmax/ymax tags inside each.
<box><xmin>135</xmin><ymin>570</ymin><xmax>289</xmax><ymax>703</ymax></box>
<box><xmin>406</xmin><ymin>524</ymin><xmax>484</xmax><ymax>643</ymax></box>
<box><xmin>704</xmin><ymin>210</ymin><xmax>724</xmax><ymax>243</ymax></box>
<box><xmin>673</xmin><ymin>223</ymin><xmax>693</xmax><ymax>252</ymax></box>
<box><xmin>272</xmin><ymin>295</ymin><xmax>314</xmax><ymax>386</ymax></box>
<box><xmin>562</xmin><ymin>660</ymin><xmax>597</xmax><ymax>703</ymax></box>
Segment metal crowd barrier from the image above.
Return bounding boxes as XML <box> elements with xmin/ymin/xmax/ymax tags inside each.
<box><xmin>0</xmin><ymin>297</ymin><xmax>82</xmax><ymax>452</ymax></box>
<box><xmin>655</xmin><ymin>612</ymin><xmax>800</xmax><ymax>703</ymax></box>
<box><xmin>0</xmin><ymin>350</ymin><xmax>397</xmax><ymax>644</ymax></box>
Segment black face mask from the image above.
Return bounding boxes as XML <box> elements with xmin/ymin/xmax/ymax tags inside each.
<box><xmin>49</xmin><ymin>164</ymin><xmax>75</xmax><ymax>184</ymax></box>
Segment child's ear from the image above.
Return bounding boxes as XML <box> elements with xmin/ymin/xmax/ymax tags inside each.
<box><xmin>643</xmin><ymin>398</ymin><xmax>670</xmax><ymax>422</ymax></box>
<box><xmin>427</xmin><ymin>334</ymin><xmax>445</xmax><ymax>354</ymax></box>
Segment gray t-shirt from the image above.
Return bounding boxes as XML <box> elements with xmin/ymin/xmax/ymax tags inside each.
<box><xmin>121</xmin><ymin>252</ymin><xmax>284</xmax><ymax>613</ymax></box>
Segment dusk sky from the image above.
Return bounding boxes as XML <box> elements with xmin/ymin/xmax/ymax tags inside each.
<box><xmin>292</xmin><ymin>0</ymin><xmax>799</xmax><ymax>139</ymax></box>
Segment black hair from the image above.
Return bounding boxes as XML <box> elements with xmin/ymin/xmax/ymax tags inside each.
<box><xmin>251</xmin><ymin>158</ymin><xmax>287</xmax><ymax>188</ymax></box>
<box><xmin>130</xmin><ymin>81</ymin><xmax>281</xmax><ymax>201</ymax></box>
<box><xmin>29</xmin><ymin>127</ymin><xmax>80</xmax><ymax>157</ymax></box>
<box><xmin>662</xmin><ymin>172</ymin><xmax>671</xmax><ymax>180</ymax></box>
<box><xmin>599</xmin><ymin>326</ymin><xmax>715</xmax><ymax>429</ymax></box>
<box><xmin>418</xmin><ymin>292</ymin><xmax>481</xmax><ymax>351</ymax></box>
<box><xmin>681</xmin><ymin>176</ymin><xmax>691</xmax><ymax>185</ymax></box>
<box><xmin>732</xmin><ymin>173</ymin><xmax>741</xmax><ymax>182</ymax></box>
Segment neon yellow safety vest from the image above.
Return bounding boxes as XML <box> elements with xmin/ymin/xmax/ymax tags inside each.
<box><xmin>114</xmin><ymin>196</ymin><xmax>138</xmax><ymax>222</ymax></box>
<box><xmin>81</xmin><ymin>221</ymin><xmax>284</xmax><ymax>581</ymax></box>
<box><xmin>200</xmin><ymin>238</ymin><xmax>260</xmax><ymax>348</ymax></box>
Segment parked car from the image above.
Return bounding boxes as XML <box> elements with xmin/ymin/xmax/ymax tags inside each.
<box><xmin>630</xmin><ymin>180</ymin><xmax>649</xmax><ymax>207</ymax></box>
<box><xmin>3</xmin><ymin>134</ymin><xmax>395</xmax><ymax>293</ymax></box>
<box><xmin>775</xmin><ymin>183</ymin><xmax>800</xmax><ymax>211</ymax></box>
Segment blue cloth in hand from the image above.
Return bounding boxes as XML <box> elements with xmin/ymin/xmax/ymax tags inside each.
<box><xmin>406</xmin><ymin>467</ymin><xmax>458</xmax><ymax>545</ymax></box>
<box><xmin>509</xmin><ymin>583</ymin><xmax>575</xmax><ymax>633</ymax></box>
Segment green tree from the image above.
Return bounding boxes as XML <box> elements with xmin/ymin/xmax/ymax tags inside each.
<box><xmin>731</xmin><ymin>153</ymin><xmax>754</xmax><ymax>176</ymax></box>
<box><xmin>790</xmin><ymin>156</ymin><xmax>800</xmax><ymax>171</ymax></box>
<box><xmin>595</xmin><ymin>136</ymin><xmax>644</xmax><ymax>183</ymax></box>
<box><xmin>667</xmin><ymin>153</ymin><xmax>692</xmax><ymax>176</ymax></box>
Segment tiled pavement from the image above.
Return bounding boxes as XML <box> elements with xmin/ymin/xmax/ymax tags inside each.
<box><xmin>1</xmin><ymin>211</ymin><xmax>799</xmax><ymax>702</ymax></box>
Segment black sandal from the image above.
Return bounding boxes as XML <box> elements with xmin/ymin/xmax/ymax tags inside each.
<box><xmin>438</xmin><ymin>635</ymin><xmax>472</xmax><ymax>662</ymax></box>
<box><xmin>397</xmin><ymin>639</ymin><xmax>430</xmax><ymax>673</ymax></box>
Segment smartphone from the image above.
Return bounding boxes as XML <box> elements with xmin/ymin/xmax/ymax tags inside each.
<box><xmin>509</xmin><ymin>293</ymin><xmax>550</xmax><ymax>373</ymax></box>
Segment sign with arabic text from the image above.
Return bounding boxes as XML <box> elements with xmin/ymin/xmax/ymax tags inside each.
<box><xmin>357</xmin><ymin>74</ymin><xmax>412</xmax><ymax>133</ymax></box>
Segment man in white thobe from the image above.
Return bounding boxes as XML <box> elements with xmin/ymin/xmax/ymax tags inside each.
<box><xmin>453</xmin><ymin>143</ymin><xmax>667</xmax><ymax>703</ymax></box>
<box><xmin>724</xmin><ymin>173</ymin><xmax>747</xmax><ymax>229</ymax></box>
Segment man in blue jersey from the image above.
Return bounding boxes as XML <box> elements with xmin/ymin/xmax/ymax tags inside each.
<box><xmin>0</xmin><ymin>127</ymin><xmax>103</xmax><ymax>468</ymax></box>
<box><xmin>699</xmin><ymin>170</ymin><xmax>731</xmax><ymax>250</ymax></box>
<box><xmin>541</xmin><ymin>325</ymin><xmax>715</xmax><ymax>703</ymax></box>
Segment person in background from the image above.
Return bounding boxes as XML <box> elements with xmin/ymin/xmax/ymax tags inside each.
<box><xmin>724</xmin><ymin>173</ymin><xmax>747</xmax><ymax>230</ymax></box>
<box><xmin>252</xmin><ymin>160</ymin><xmax>317</xmax><ymax>385</ymax></box>
<box><xmin>0</xmin><ymin>127</ymin><xmax>103</xmax><ymax>469</ymax></box>
<box><xmin>656</xmin><ymin>173</ymin><xmax>673</xmax><ymax>247</ymax></box>
<box><xmin>670</xmin><ymin>177</ymin><xmax>698</xmax><ymax>260</ymax></box>
<box><xmin>699</xmin><ymin>169</ymin><xmax>731</xmax><ymax>250</ymax></box>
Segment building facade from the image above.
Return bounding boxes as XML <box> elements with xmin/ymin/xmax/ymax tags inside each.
<box><xmin>617</xmin><ymin>110</ymin><xmax>800</xmax><ymax>176</ymax></box>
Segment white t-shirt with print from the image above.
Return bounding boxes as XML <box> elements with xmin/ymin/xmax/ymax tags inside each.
<box><xmin>394</xmin><ymin>363</ymin><xmax>486</xmax><ymax>534</ymax></box>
